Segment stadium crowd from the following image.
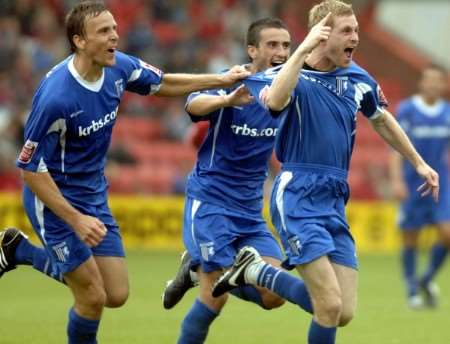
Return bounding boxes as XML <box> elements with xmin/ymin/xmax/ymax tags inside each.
<box><xmin>0</xmin><ymin>0</ymin><xmax>406</xmax><ymax>195</ymax></box>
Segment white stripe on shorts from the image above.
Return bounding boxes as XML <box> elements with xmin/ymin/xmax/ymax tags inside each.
<box><xmin>275</xmin><ymin>171</ymin><xmax>293</xmax><ymax>233</ymax></box>
<box><xmin>190</xmin><ymin>199</ymin><xmax>202</xmax><ymax>247</ymax></box>
<box><xmin>34</xmin><ymin>195</ymin><xmax>47</xmax><ymax>244</ymax></box>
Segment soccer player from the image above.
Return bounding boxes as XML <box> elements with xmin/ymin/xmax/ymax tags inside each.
<box><xmin>0</xmin><ymin>1</ymin><xmax>249</xmax><ymax>343</ymax></box>
<box><xmin>212</xmin><ymin>1</ymin><xmax>439</xmax><ymax>343</ymax></box>
<box><xmin>170</xmin><ymin>18</ymin><xmax>314</xmax><ymax>344</ymax></box>
<box><xmin>390</xmin><ymin>64</ymin><xmax>450</xmax><ymax>308</ymax></box>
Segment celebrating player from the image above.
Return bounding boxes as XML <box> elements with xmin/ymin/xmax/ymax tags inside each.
<box><xmin>163</xmin><ymin>18</ymin><xmax>315</xmax><ymax>344</ymax></box>
<box><xmin>212</xmin><ymin>1</ymin><xmax>439</xmax><ymax>343</ymax></box>
<box><xmin>0</xmin><ymin>1</ymin><xmax>248</xmax><ymax>343</ymax></box>
<box><xmin>390</xmin><ymin>64</ymin><xmax>450</xmax><ymax>309</ymax></box>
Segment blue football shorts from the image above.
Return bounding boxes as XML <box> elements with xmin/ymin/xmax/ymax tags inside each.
<box><xmin>270</xmin><ymin>163</ymin><xmax>358</xmax><ymax>270</ymax></box>
<box><xmin>23</xmin><ymin>186</ymin><xmax>125</xmax><ymax>274</ymax></box>
<box><xmin>398</xmin><ymin>183</ymin><xmax>450</xmax><ymax>230</ymax></box>
<box><xmin>183</xmin><ymin>196</ymin><xmax>284</xmax><ymax>273</ymax></box>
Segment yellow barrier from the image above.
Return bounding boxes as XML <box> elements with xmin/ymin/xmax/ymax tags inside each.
<box><xmin>0</xmin><ymin>192</ymin><xmax>437</xmax><ymax>253</ymax></box>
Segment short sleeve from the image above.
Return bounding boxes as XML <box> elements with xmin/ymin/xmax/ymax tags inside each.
<box><xmin>358</xmin><ymin>81</ymin><xmax>389</xmax><ymax>120</ymax></box>
<box><xmin>185</xmin><ymin>89</ymin><xmax>227</xmax><ymax>122</ymax></box>
<box><xmin>243</xmin><ymin>71</ymin><xmax>291</xmax><ymax>117</ymax></box>
<box><xmin>120</xmin><ymin>52</ymin><xmax>164</xmax><ymax>95</ymax></box>
<box><xmin>242</xmin><ymin>75</ymin><xmax>270</xmax><ymax>109</ymax></box>
<box><xmin>17</xmin><ymin>94</ymin><xmax>64</xmax><ymax>172</ymax></box>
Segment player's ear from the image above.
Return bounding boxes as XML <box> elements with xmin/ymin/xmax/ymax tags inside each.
<box><xmin>247</xmin><ymin>45</ymin><xmax>257</xmax><ymax>60</ymax></box>
<box><xmin>73</xmin><ymin>34</ymin><xmax>86</xmax><ymax>51</ymax></box>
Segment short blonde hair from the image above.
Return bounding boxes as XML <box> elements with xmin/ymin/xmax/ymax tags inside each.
<box><xmin>308</xmin><ymin>0</ymin><xmax>354</xmax><ymax>29</ymax></box>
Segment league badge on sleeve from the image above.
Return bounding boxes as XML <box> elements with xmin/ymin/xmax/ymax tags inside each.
<box><xmin>139</xmin><ymin>60</ymin><xmax>162</xmax><ymax>77</ymax></box>
<box><xmin>18</xmin><ymin>140</ymin><xmax>38</xmax><ymax>164</ymax></box>
<box><xmin>377</xmin><ymin>85</ymin><xmax>388</xmax><ymax>107</ymax></box>
<box><xmin>258</xmin><ymin>85</ymin><xmax>270</xmax><ymax>108</ymax></box>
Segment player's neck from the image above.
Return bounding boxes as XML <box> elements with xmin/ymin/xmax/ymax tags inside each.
<box><xmin>73</xmin><ymin>54</ymin><xmax>104</xmax><ymax>82</ymax></box>
<box><xmin>420</xmin><ymin>94</ymin><xmax>440</xmax><ymax>106</ymax></box>
<box><xmin>305</xmin><ymin>51</ymin><xmax>336</xmax><ymax>72</ymax></box>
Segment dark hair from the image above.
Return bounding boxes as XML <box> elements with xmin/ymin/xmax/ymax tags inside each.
<box><xmin>65</xmin><ymin>1</ymin><xmax>107</xmax><ymax>53</ymax></box>
<box><xmin>246</xmin><ymin>18</ymin><xmax>288</xmax><ymax>47</ymax></box>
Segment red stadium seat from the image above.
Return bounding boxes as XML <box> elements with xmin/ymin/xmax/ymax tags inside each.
<box><xmin>126</xmin><ymin>141</ymin><xmax>196</xmax><ymax>165</ymax></box>
<box><xmin>112</xmin><ymin>116</ymin><xmax>164</xmax><ymax>143</ymax></box>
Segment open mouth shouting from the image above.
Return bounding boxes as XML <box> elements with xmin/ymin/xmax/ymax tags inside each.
<box><xmin>344</xmin><ymin>47</ymin><xmax>355</xmax><ymax>60</ymax></box>
<box><xmin>270</xmin><ymin>59</ymin><xmax>286</xmax><ymax>67</ymax></box>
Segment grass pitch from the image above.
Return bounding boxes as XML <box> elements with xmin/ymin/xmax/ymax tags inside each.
<box><xmin>0</xmin><ymin>250</ymin><xmax>449</xmax><ymax>343</ymax></box>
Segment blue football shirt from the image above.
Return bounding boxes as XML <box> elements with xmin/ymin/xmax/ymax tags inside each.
<box><xmin>397</xmin><ymin>96</ymin><xmax>450</xmax><ymax>192</ymax></box>
<box><xmin>17</xmin><ymin>51</ymin><xmax>163</xmax><ymax>205</ymax></box>
<box><xmin>243</xmin><ymin>62</ymin><xmax>388</xmax><ymax>171</ymax></box>
<box><xmin>186</xmin><ymin>88</ymin><xmax>281</xmax><ymax>215</ymax></box>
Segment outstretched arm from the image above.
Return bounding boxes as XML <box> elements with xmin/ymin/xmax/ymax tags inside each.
<box><xmin>156</xmin><ymin>67</ymin><xmax>250</xmax><ymax>97</ymax></box>
<box><xmin>390</xmin><ymin>151</ymin><xmax>408</xmax><ymax>201</ymax></box>
<box><xmin>187</xmin><ymin>85</ymin><xmax>253</xmax><ymax>116</ymax></box>
<box><xmin>266</xmin><ymin>13</ymin><xmax>332</xmax><ymax>111</ymax></box>
<box><xmin>371</xmin><ymin>109</ymin><xmax>439</xmax><ymax>201</ymax></box>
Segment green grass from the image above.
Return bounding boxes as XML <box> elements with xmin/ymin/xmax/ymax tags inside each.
<box><xmin>1</xmin><ymin>250</ymin><xmax>450</xmax><ymax>343</ymax></box>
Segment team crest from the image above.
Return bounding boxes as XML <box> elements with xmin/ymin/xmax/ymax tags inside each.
<box><xmin>288</xmin><ymin>235</ymin><xmax>302</xmax><ymax>256</ymax></box>
<box><xmin>199</xmin><ymin>242</ymin><xmax>215</xmax><ymax>261</ymax></box>
<box><xmin>18</xmin><ymin>140</ymin><xmax>38</xmax><ymax>164</ymax></box>
<box><xmin>115</xmin><ymin>79</ymin><xmax>124</xmax><ymax>97</ymax></box>
<box><xmin>336</xmin><ymin>76</ymin><xmax>348</xmax><ymax>96</ymax></box>
<box><xmin>52</xmin><ymin>242</ymin><xmax>70</xmax><ymax>262</ymax></box>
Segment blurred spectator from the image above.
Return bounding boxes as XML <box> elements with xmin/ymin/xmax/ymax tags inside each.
<box><xmin>162</xmin><ymin>99</ymin><xmax>191</xmax><ymax>141</ymax></box>
<box><xmin>0</xmin><ymin>0</ymin><xmax>443</xmax><ymax>197</ymax></box>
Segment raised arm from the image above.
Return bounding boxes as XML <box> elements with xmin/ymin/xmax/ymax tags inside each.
<box><xmin>370</xmin><ymin>109</ymin><xmax>439</xmax><ymax>201</ymax></box>
<box><xmin>21</xmin><ymin>170</ymin><xmax>107</xmax><ymax>247</ymax></box>
<box><xmin>156</xmin><ymin>67</ymin><xmax>250</xmax><ymax>97</ymax></box>
<box><xmin>266</xmin><ymin>13</ymin><xmax>332</xmax><ymax>111</ymax></box>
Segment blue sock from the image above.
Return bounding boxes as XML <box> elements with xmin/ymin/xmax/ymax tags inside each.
<box><xmin>177</xmin><ymin>299</ymin><xmax>218</xmax><ymax>344</ymax></box>
<box><xmin>256</xmin><ymin>264</ymin><xmax>313</xmax><ymax>313</ymax></box>
<box><xmin>14</xmin><ymin>238</ymin><xmax>35</xmax><ymax>265</ymax></box>
<box><xmin>308</xmin><ymin>319</ymin><xmax>336</xmax><ymax>344</ymax></box>
<box><xmin>15</xmin><ymin>239</ymin><xmax>65</xmax><ymax>283</ymax></box>
<box><xmin>421</xmin><ymin>243</ymin><xmax>448</xmax><ymax>286</ymax></box>
<box><xmin>67</xmin><ymin>308</ymin><xmax>100</xmax><ymax>344</ymax></box>
<box><xmin>229</xmin><ymin>286</ymin><xmax>264</xmax><ymax>308</ymax></box>
<box><xmin>402</xmin><ymin>247</ymin><xmax>418</xmax><ymax>296</ymax></box>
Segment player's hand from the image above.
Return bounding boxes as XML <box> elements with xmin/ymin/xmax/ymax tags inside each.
<box><xmin>71</xmin><ymin>214</ymin><xmax>108</xmax><ymax>247</ymax></box>
<box><xmin>415</xmin><ymin>163</ymin><xmax>439</xmax><ymax>202</ymax></box>
<box><xmin>392</xmin><ymin>180</ymin><xmax>408</xmax><ymax>201</ymax></box>
<box><xmin>221</xmin><ymin>65</ymin><xmax>251</xmax><ymax>87</ymax></box>
<box><xmin>224</xmin><ymin>84</ymin><xmax>254</xmax><ymax>106</ymax></box>
<box><xmin>300</xmin><ymin>12</ymin><xmax>332</xmax><ymax>53</ymax></box>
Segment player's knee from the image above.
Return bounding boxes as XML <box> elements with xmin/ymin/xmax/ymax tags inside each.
<box><xmin>105</xmin><ymin>288</ymin><xmax>129</xmax><ymax>308</ymax></box>
<box><xmin>439</xmin><ymin>232</ymin><xmax>450</xmax><ymax>247</ymax></box>
<box><xmin>314</xmin><ymin>296</ymin><xmax>342</xmax><ymax>325</ymax></box>
<box><xmin>338</xmin><ymin>308</ymin><xmax>355</xmax><ymax>327</ymax></box>
<box><xmin>324</xmin><ymin>298</ymin><xmax>342</xmax><ymax>319</ymax></box>
<box><xmin>200</xmin><ymin>290</ymin><xmax>228</xmax><ymax>312</ymax></box>
<box><xmin>260</xmin><ymin>292</ymin><xmax>285</xmax><ymax>310</ymax></box>
<box><xmin>81</xmin><ymin>284</ymin><xmax>107</xmax><ymax>312</ymax></box>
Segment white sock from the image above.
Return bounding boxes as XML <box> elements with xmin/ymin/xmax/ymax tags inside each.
<box><xmin>190</xmin><ymin>270</ymin><xmax>199</xmax><ymax>284</ymax></box>
<box><xmin>245</xmin><ymin>261</ymin><xmax>266</xmax><ymax>284</ymax></box>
